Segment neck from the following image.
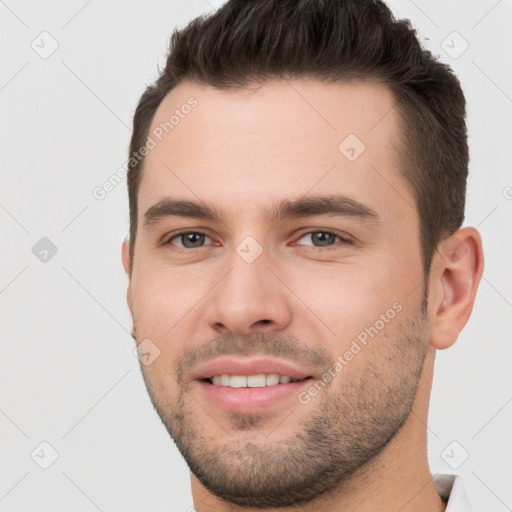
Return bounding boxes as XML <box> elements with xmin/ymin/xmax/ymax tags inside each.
<box><xmin>190</xmin><ymin>348</ymin><xmax>446</xmax><ymax>512</ymax></box>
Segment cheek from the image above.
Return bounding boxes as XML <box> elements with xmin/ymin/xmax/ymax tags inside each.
<box><xmin>288</xmin><ymin>259</ymin><xmax>408</xmax><ymax>343</ymax></box>
<box><xmin>131</xmin><ymin>264</ymin><xmax>217</xmax><ymax>349</ymax></box>
<box><xmin>131</xmin><ymin>270</ymin><xmax>183</xmax><ymax>335</ymax></box>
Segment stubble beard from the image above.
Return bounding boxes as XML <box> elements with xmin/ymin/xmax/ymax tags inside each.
<box><xmin>133</xmin><ymin>305</ymin><xmax>430</xmax><ymax>508</ymax></box>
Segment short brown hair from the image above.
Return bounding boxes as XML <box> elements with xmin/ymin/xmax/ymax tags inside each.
<box><xmin>127</xmin><ymin>0</ymin><xmax>468</xmax><ymax>278</ymax></box>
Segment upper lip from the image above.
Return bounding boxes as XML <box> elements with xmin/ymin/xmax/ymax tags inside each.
<box><xmin>190</xmin><ymin>357</ymin><xmax>316</xmax><ymax>381</ymax></box>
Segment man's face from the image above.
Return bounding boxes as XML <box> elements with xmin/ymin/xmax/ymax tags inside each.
<box><xmin>123</xmin><ymin>79</ymin><xmax>431</xmax><ymax>507</ymax></box>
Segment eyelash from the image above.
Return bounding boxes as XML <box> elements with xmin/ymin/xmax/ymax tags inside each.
<box><xmin>163</xmin><ymin>230</ymin><xmax>351</xmax><ymax>250</ymax></box>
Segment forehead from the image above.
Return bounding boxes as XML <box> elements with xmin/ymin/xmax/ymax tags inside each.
<box><xmin>138</xmin><ymin>78</ymin><xmax>414</xmax><ymax>227</ymax></box>
<box><xmin>147</xmin><ymin>78</ymin><xmax>398</xmax><ymax>159</ymax></box>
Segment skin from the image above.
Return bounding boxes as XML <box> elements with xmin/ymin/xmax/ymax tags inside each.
<box><xmin>121</xmin><ymin>79</ymin><xmax>484</xmax><ymax>511</ymax></box>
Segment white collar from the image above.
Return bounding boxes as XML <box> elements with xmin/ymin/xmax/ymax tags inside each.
<box><xmin>433</xmin><ymin>474</ymin><xmax>473</xmax><ymax>512</ymax></box>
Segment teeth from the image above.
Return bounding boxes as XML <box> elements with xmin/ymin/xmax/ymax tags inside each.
<box><xmin>266</xmin><ymin>373</ymin><xmax>280</xmax><ymax>386</ymax></box>
<box><xmin>210</xmin><ymin>373</ymin><xmax>302</xmax><ymax>388</ymax></box>
<box><xmin>247</xmin><ymin>374</ymin><xmax>266</xmax><ymax>387</ymax></box>
<box><xmin>230</xmin><ymin>375</ymin><xmax>247</xmax><ymax>388</ymax></box>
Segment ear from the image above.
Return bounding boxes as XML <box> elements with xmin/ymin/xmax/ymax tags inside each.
<box><xmin>121</xmin><ymin>238</ymin><xmax>134</xmax><ymax>319</ymax></box>
<box><xmin>428</xmin><ymin>227</ymin><xmax>484</xmax><ymax>350</ymax></box>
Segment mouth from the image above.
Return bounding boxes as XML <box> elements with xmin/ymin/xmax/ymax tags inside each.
<box><xmin>191</xmin><ymin>358</ymin><xmax>317</xmax><ymax>413</ymax></box>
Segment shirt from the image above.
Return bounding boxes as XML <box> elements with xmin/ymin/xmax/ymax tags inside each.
<box><xmin>434</xmin><ymin>474</ymin><xmax>473</xmax><ymax>512</ymax></box>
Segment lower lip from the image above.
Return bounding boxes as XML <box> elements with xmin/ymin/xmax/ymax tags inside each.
<box><xmin>195</xmin><ymin>379</ymin><xmax>314</xmax><ymax>414</ymax></box>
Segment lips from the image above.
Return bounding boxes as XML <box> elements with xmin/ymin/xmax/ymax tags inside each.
<box><xmin>190</xmin><ymin>357</ymin><xmax>316</xmax><ymax>413</ymax></box>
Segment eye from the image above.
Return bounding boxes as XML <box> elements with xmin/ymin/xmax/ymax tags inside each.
<box><xmin>165</xmin><ymin>231</ymin><xmax>214</xmax><ymax>249</ymax></box>
<box><xmin>294</xmin><ymin>230</ymin><xmax>347</xmax><ymax>248</ymax></box>
<box><xmin>163</xmin><ymin>229</ymin><xmax>349</xmax><ymax>251</ymax></box>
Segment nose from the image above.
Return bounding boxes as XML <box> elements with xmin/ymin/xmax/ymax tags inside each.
<box><xmin>206</xmin><ymin>246</ymin><xmax>293</xmax><ymax>336</ymax></box>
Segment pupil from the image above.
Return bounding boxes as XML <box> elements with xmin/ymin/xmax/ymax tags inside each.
<box><xmin>313</xmin><ymin>232</ymin><xmax>335</xmax><ymax>246</ymax></box>
<box><xmin>183</xmin><ymin>233</ymin><xmax>204</xmax><ymax>247</ymax></box>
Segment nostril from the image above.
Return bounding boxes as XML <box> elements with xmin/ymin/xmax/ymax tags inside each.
<box><xmin>259</xmin><ymin>319</ymin><xmax>271</xmax><ymax>325</ymax></box>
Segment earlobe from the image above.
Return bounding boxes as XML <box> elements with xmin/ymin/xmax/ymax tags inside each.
<box><xmin>429</xmin><ymin>227</ymin><xmax>484</xmax><ymax>350</ymax></box>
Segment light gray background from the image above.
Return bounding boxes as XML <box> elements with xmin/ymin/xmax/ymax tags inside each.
<box><xmin>1</xmin><ymin>0</ymin><xmax>511</xmax><ymax>510</ymax></box>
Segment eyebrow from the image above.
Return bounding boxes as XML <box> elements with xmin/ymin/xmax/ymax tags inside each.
<box><xmin>142</xmin><ymin>194</ymin><xmax>379</xmax><ymax>228</ymax></box>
